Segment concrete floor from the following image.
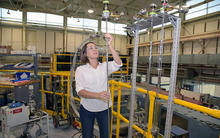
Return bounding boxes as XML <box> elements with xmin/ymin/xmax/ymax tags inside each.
<box><xmin>49</xmin><ymin>119</ymin><xmax>81</xmax><ymax>138</ymax></box>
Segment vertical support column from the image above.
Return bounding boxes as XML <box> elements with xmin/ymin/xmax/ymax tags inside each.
<box><xmin>33</xmin><ymin>54</ymin><xmax>38</xmax><ymax>79</ymax></box>
<box><xmin>147</xmin><ymin>92</ymin><xmax>155</xmax><ymax>138</ymax></box>
<box><xmin>116</xmin><ymin>86</ymin><xmax>122</xmax><ymax>138</ymax></box>
<box><xmin>67</xmin><ymin>75</ymin><xmax>70</xmax><ymax>112</ymax></box>
<box><xmin>41</xmin><ymin>73</ymin><xmax>44</xmax><ymax>110</ymax></box>
<box><xmin>33</xmin><ymin>53</ymin><xmax>40</xmax><ymax>109</ymax></box>
<box><xmin>22</xmin><ymin>11</ymin><xmax>27</xmax><ymax>50</ymax></box>
<box><xmin>179</xmin><ymin>1</ymin><xmax>186</xmax><ymax>55</ymax></box>
<box><xmin>63</xmin><ymin>16</ymin><xmax>67</xmax><ymax>52</ymax></box>
<box><xmin>164</xmin><ymin>17</ymin><xmax>181</xmax><ymax>138</ymax></box>
<box><xmin>61</xmin><ymin>75</ymin><xmax>65</xmax><ymax>116</ymax></box>
<box><xmin>128</xmin><ymin>28</ymin><xmax>139</xmax><ymax>138</ymax></box>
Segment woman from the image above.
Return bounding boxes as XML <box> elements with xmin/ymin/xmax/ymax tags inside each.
<box><xmin>75</xmin><ymin>33</ymin><xmax>122</xmax><ymax>138</ymax></box>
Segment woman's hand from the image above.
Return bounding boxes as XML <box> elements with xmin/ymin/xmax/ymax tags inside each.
<box><xmin>98</xmin><ymin>91</ymin><xmax>110</xmax><ymax>102</ymax></box>
<box><xmin>105</xmin><ymin>33</ymin><xmax>112</xmax><ymax>46</ymax></box>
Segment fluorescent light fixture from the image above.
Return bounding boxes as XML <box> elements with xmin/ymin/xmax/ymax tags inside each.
<box><xmin>88</xmin><ymin>9</ymin><xmax>94</xmax><ymax>13</ymax></box>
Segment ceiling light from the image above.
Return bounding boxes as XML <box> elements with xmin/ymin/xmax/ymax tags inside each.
<box><xmin>88</xmin><ymin>9</ymin><xmax>94</xmax><ymax>13</ymax></box>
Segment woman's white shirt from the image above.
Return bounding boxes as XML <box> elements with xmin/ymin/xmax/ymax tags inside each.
<box><xmin>75</xmin><ymin>61</ymin><xmax>122</xmax><ymax>112</ymax></box>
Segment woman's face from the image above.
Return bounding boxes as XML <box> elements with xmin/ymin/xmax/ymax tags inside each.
<box><xmin>86</xmin><ymin>43</ymin><xmax>99</xmax><ymax>60</ymax></box>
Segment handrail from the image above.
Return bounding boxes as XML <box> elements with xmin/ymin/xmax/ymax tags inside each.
<box><xmin>109</xmin><ymin>80</ymin><xmax>220</xmax><ymax>119</ymax></box>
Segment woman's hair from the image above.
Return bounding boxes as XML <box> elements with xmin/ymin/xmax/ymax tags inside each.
<box><xmin>80</xmin><ymin>42</ymin><xmax>96</xmax><ymax>63</ymax></box>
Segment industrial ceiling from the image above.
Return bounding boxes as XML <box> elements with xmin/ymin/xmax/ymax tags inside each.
<box><xmin>0</xmin><ymin>0</ymin><xmax>181</xmax><ymax>24</ymax></box>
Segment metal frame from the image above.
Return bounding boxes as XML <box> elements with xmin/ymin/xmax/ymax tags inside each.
<box><xmin>126</xmin><ymin>13</ymin><xmax>181</xmax><ymax>138</ymax></box>
<box><xmin>109</xmin><ymin>80</ymin><xmax>220</xmax><ymax>138</ymax></box>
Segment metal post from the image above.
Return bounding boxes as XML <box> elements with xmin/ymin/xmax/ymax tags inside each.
<box><xmin>164</xmin><ymin>17</ymin><xmax>181</xmax><ymax>138</ymax></box>
<box><xmin>144</xmin><ymin>18</ymin><xmax>153</xmax><ymax>127</ymax></box>
<box><xmin>33</xmin><ymin>54</ymin><xmax>38</xmax><ymax>79</ymax></box>
<box><xmin>128</xmin><ymin>28</ymin><xmax>139</xmax><ymax>138</ymax></box>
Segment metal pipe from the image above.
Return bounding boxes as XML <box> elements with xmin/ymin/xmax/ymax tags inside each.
<box><xmin>152</xmin><ymin>5</ymin><xmax>166</xmax><ymax>136</ymax></box>
<box><xmin>41</xmin><ymin>73</ymin><xmax>44</xmax><ymax>110</ymax></box>
<box><xmin>144</xmin><ymin>14</ymin><xmax>154</xmax><ymax>128</ymax></box>
<box><xmin>105</xmin><ymin>18</ymin><xmax>111</xmax><ymax>138</ymax></box>
<box><xmin>67</xmin><ymin>76</ymin><xmax>70</xmax><ymax>112</ymax></box>
<box><xmin>147</xmin><ymin>94</ymin><xmax>156</xmax><ymax>137</ymax></box>
<box><xmin>102</xmin><ymin>1</ymin><xmax>111</xmax><ymax>137</ymax></box>
<box><xmin>128</xmin><ymin>28</ymin><xmax>139</xmax><ymax>138</ymax></box>
<box><xmin>61</xmin><ymin>75</ymin><xmax>65</xmax><ymax>117</ymax></box>
<box><xmin>112</xmin><ymin>111</ymin><xmax>147</xmax><ymax>136</ymax></box>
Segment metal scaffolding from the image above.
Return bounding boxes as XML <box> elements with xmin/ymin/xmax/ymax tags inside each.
<box><xmin>126</xmin><ymin>12</ymin><xmax>181</xmax><ymax>138</ymax></box>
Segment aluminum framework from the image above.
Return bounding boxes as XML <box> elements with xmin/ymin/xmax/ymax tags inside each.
<box><xmin>126</xmin><ymin>13</ymin><xmax>181</xmax><ymax>138</ymax></box>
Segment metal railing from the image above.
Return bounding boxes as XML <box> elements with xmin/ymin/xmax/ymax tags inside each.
<box><xmin>40</xmin><ymin>72</ymin><xmax>220</xmax><ymax>137</ymax></box>
<box><xmin>109</xmin><ymin>80</ymin><xmax>220</xmax><ymax>138</ymax></box>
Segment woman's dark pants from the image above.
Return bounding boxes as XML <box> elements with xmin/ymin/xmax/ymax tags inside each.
<box><xmin>79</xmin><ymin>105</ymin><xmax>111</xmax><ymax>138</ymax></box>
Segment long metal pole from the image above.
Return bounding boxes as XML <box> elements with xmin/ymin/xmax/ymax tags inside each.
<box><xmin>105</xmin><ymin>18</ymin><xmax>111</xmax><ymax>138</ymax></box>
<box><xmin>156</xmin><ymin>12</ymin><xmax>165</xmax><ymax>101</ymax></box>
<box><xmin>144</xmin><ymin>17</ymin><xmax>153</xmax><ymax>128</ymax></box>
<box><xmin>128</xmin><ymin>28</ymin><xmax>139</xmax><ymax>138</ymax></box>
<box><xmin>164</xmin><ymin>17</ymin><xmax>181</xmax><ymax>138</ymax></box>
<box><xmin>152</xmin><ymin>11</ymin><xmax>166</xmax><ymax>136</ymax></box>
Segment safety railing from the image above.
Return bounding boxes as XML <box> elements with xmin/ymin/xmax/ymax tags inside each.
<box><xmin>40</xmin><ymin>72</ymin><xmax>220</xmax><ymax>137</ymax></box>
<box><xmin>40</xmin><ymin>72</ymin><xmax>80</xmax><ymax>120</ymax></box>
<box><xmin>109</xmin><ymin>80</ymin><xmax>220</xmax><ymax>138</ymax></box>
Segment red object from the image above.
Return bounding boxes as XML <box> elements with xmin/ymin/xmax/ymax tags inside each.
<box><xmin>73</xmin><ymin>121</ymin><xmax>80</xmax><ymax>127</ymax></box>
<box><xmin>13</xmin><ymin>108</ymin><xmax>22</xmax><ymax>114</ymax></box>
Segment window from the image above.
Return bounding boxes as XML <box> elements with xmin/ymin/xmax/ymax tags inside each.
<box><xmin>115</xmin><ymin>23</ymin><xmax>127</xmax><ymax>35</ymax></box>
<box><xmin>186</xmin><ymin>2</ymin><xmax>207</xmax><ymax>20</ymax></box>
<box><xmin>101</xmin><ymin>21</ymin><xmax>115</xmax><ymax>34</ymax></box>
<box><xmin>27</xmin><ymin>12</ymin><xmax>46</xmax><ymax>24</ymax></box>
<box><xmin>208</xmin><ymin>0</ymin><xmax>220</xmax><ymax>14</ymax></box>
<box><xmin>83</xmin><ymin>18</ymin><xmax>98</xmax><ymax>32</ymax></box>
<box><xmin>0</xmin><ymin>8</ymin><xmax>22</xmax><ymax>22</ymax></box>
<box><xmin>185</xmin><ymin>0</ymin><xmax>220</xmax><ymax>20</ymax></box>
<box><xmin>67</xmin><ymin>18</ymin><xmax>83</xmax><ymax>28</ymax></box>
<box><xmin>186</xmin><ymin>0</ymin><xmax>204</xmax><ymax>7</ymax></box>
<box><xmin>46</xmin><ymin>13</ymin><xmax>63</xmax><ymax>26</ymax></box>
<box><xmin>101</xmin><ymin>21</ymin><xmax>126</xmax><ymax>35</ymax></box>
<box><xmin>27</xmin><ymin>12</ymin><xmax>63</xmax><ymax>26</ymax></box>
<box><xmin>67</xmin><ymin>18</ymin><xmax>98</xmax><ymax>31</ymax></box>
